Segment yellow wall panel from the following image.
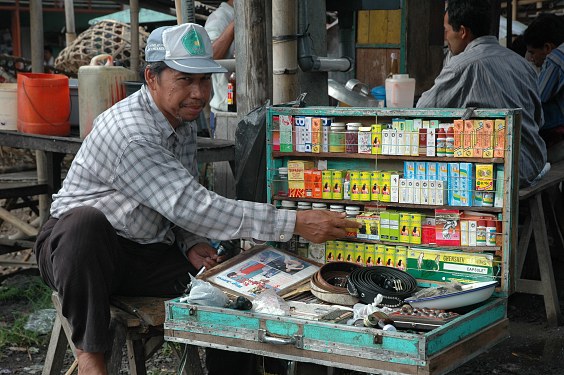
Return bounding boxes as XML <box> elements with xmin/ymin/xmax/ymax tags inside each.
<box><xmin>386</xmin><ymin>9</ymin><xmax>402</xmax><ymax>44</ymax></box>
<box><xmin>368</xmin><ymin>10</ymin><xmax>388</xmax><ymax>44</ymax></box>
<box><xmin>357</xmin><ymin>10</ymin><xmax>370</xmax><ymax>44</ymax></box>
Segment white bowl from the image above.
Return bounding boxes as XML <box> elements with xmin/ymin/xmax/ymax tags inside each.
<box><xmin>405</xmin><ymin>281</ymin><xmax>498</xmax><ymax>310</ymax></box>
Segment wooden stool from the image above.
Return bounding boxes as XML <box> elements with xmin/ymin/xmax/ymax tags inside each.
<box><xmin>516</xmin><ymin>162</ymin><xmax>564</xmax><ymax>327</ymax></box>
<box><xmin>41</xmin><ymin>292</ymin><xmax>203</xmax><ymax>375</ymax></box>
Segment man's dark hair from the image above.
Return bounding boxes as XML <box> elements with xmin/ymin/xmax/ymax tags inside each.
<box><xmin>141</xmin><ymin>61</ymin><xmax>169</xmax><ymax>83</ymax></box>
<box><xmin>523</xmin><ymin>13</ymin><xmax>564</xmax><ymax>48</ymax></box>
<box><xmin>44</xmin><ymin>45</ymin><xmax>53</xmax><ymax>54</ymax></box>
<box><xmin>446</xmin><ymin>0</ymin><xmax>492</xmax><ymax>38</ymax></box>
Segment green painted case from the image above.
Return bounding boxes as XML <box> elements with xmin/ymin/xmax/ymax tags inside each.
<box><xmin>165</xmin><ymin>107</ymin><xmax>520</xmax><ymax>375</ymax></box>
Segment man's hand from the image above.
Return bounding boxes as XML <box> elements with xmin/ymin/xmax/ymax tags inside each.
<box><xmin>294</xmin><ymin>210</ymin><xmax>361</xmax><ymax>244</ymax></box>
<box><xmin>186</xmin><ymin>243</ymin><xmax>226</xmax><ymax>270</ymax></box>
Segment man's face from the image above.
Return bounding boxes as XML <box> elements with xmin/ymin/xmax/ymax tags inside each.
<box><xmin>444</xmin><ymin>12</ymin><xmax>467</xmax><ymax>56</ymax></box>
<box><xmin>146</xmin><ymin>67</ymin><xmax>212</xmax><ymax>127</ymax></box>
<box><xmin>526</xmin><ymin>45</ymin><xmax>551</xmax><ymax>68</ymax></box>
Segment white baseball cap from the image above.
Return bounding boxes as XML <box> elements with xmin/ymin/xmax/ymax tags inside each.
<box><xmin>145</xmin><ymin>23</ymin><xmax>227</xmax><ymax>74</ymax></box>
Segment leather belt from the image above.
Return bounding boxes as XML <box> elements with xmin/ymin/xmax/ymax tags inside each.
<box><xmin>310</xmin><ymin>261</ymin><xmax>362</xmax><ymax>306</ymax></box>
<box><xmin>347</xmin><ymin>266</ymin><xmax>418</xmax><ymax>307</ymax></box>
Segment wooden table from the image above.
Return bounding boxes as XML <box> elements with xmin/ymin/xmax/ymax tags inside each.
<box><xmin>0</xmin><ymin>130</ymin><xmax>235</xmax><ymax>256</ymax></box>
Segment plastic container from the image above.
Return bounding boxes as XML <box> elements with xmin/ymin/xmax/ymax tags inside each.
<box><xmin>312</xmin><ymin>202</ymin><xmax>328</xmax><ymax>210</ymax></box>
<box><xmin>68</xmin><ymin>78</ymin><xmax>79</xmax><ymax>128</ymax></box>
<box><xmin>78</xmin><ymin>55</ymin><xmax>137</xmax><ymax>138</ymax></box>
<box><xmin>0</xmin><ymin>83</ymin><xmax>18</xmax><ymax>131</ymax></box>
<box><xmin>329</xmin><ymin>122</ymin><xmax>346</xmax><ymax>153</ymax></box>
<box><xmin>297</xmin><ymin>201</ymin><xmax>312</xmax><ymax>211</ymax></box>
<box><xmin>345</xmin><ymin>123</ymin><xmax>361</xmax><ymax>153</ymax></box>
<box><xmin>17</xmin><ymin>73</ymin><xmax>70</xmax><ymax>136</ymax></box>
<box><xmin>370</xmin><ymin>85</ymin><xmax>386</xmax><ymax>107</ymax></box>
<box><xmin>385</xmin><ymin>74</ymin><xmax>415</xmax><ymax>108</ymax></box>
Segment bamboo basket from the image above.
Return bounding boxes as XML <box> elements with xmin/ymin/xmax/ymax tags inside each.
<box><xmin>54</xmin><ymin>20</ymin><xmax>149</xmax><ymax>75</ymax></box>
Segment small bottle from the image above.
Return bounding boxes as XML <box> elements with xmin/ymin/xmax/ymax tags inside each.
<box><xmin>274</xmin><ymin>167</ymin><xmax>288</xmax><ymax>197</ymax></box>
<box><xmin>388</xmin><ymin>52</ymin><xmax>399</xmax><ymax>78</ymax></box>
<box><xmin>436</xmin><ymin>128</ymin><xmax>446</xmax><ymax>157</ymax></box>
<box><xmin>227</xmin><ymin>72</ymin><xmax>237</xmax><ymax>112</ymax></box>
<box><xmin>486</xmin><ymin>220</ymin><xmax>497</xmax><ymax>246</ymax></box>
<box><xmin>445</xmin><ymin>126</ymin><xmax>455</xmax><ymax>157</ymax></box>
<box><xmin>476</xmin><ymin>220</ymin><xmax>487</xmax><ymax>246</ymax></box>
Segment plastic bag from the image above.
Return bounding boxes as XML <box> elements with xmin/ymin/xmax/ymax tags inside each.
<box><xmin>24</xmin><ymin>309</ymin><xmax>56</xmax><ymax>335</ymax></box>
<box><xmin>179</xmin><ymin>275</ymin><xmax>229</xmax><ymax>307</ymax></box>
<box><xmin>252</xmin><ymin>288</ymin><xmax>290</xmax><ymax>316</ymax></box>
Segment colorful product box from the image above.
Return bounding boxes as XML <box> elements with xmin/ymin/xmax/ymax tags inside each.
<box><xmin>365</xmin><ymin>244</ymin><xmax>376</xmax><ymax>266</ymax></box>
<box><xmin>379</xmin><ymin>211</ymin><xmax>390</xmax><ymax>241</ymax></box>
<box><xmin>371</xmin><ymin>124</ymin><xmax>383</xmax><ymax>155</ymax></box>
<box><xmin>380</xmin><ymin>171</ymin><xmax>392</xmax><ymax>202</ymax></box>
<box><xmin>459</xmin><ymin>162</ymin><xmax>473</xmax><ymax>207</ymax></box>
<box><xmin>494</xmin><ymin>119</ymin><xmax>505</xmax><ymax>158</ymax></box>
<box><xmin>426</xmin><ymin>128</ymin><xmax>436</xmax><ymax>157</ymax></box>
<box><xmin>376</xmin><ymin>245</ymin><xmax>386</xmax><ymax>266</ymax></box>
<box><xmin>332</xmin><ymin>170</ymin><xmax>344</xmax><ymax>199</ymax></box>
<box><xmin>426</xmin><ymin>162</ymin><xmax>437</xmax><ymax>181</ymax></box>
<box><xmin>388</xmin><ymin>212</ymin><xmax>400</xmax><ymax>242</ymax></box>
<box><xmin>482</xmin><ymin>120</ymin><xmax>494</xmax><ymax>158</ymax></box>
<box><xmin>435</xmin><ymin>209</ymin><xmax>461</xmax><ymax>246</ymax></box>
<box><xmin>473</xmin><ymin>120</ymin><xmax>485</xmax><ymax>157</ymax></box>
<box><xmin>385</xmin><ymin>246</ymin><xmax>396</xmax><ymax>267</ymax></box>
<box><xmin>304</xmin><ymin>117</ymin><xmax>313</xmax><ymax>152</ymax></box>
<box><xmin>321</xmin><ymin>117</ymin><xmax>332</xmax><ymax>153</ymax></box>
<box><xmin>409</xmin><ymin>213</ymin><xmax>422</xmax><ymax>244</ymax></box>
<box><xmin>325</xmin><ymin>241</ymin><xmax>336</xmax><ymax>262</ymax></box>
<box><xmin>279</xmin><ymin>115</ymin><xmax>293</xmax><ymax>152</ymax></box>
<box><xmin>418</xmin><ymin>128</ymin><xmax>427</xmax><ymax>156</ymax></box>
<box><xmin>404</xmin><ymin>161</ymin><xmax>415</xmax><ymax>179</ymax></box>
<box><xmin>399</xmin><ymin>178</ymin><xmax>408</xmax><ymax>204</ymax></box>
<box><xmin>415</xmin><ymin>162</ymin><xmax>427</xmax><ymax>180</ymax></box>
<box><xmin>448</xmin><ymin>163</ymin><xmax>461</xmax><ymax>206</ymax></box>
<box><xmin>350</xmin><ymin>170</ymin><xmax>361</xmax><ymax>201</ymax></box>
<box><xmin>494</xmin><ymin>165</ymin><xmax>504</xmax><ymax>208</ymax></box>
<box><xmin>304</xmin><ymin>169</ymin><xmax>322</xmax><ymax>198</ymax></box>
<box><xmin>476</xmin><ymin>164</ymin><xmax>494</xmax><ymax>191</ymax></box>
<box><xmin>358</xmin><ymin>126</ymin><xmax>372</xmax><ymax>154</ymax></box>
<box><xmin>407</xmin><ymin>247</ymin><xmax>498</xmax><ymax>283</ymax></box>
<box><xmin>287</xmin><ymin>160</ymin><xmax>315</xmax><ymax>180</ymax></box>
<box><xmin>391</xmin><ymin>173</ymin><xmax>400</xmax><ymax>203</ymax></box>
<box><xmin>322</xmin><ymin>170</ymin><xmax>332</xmax><ymax>199</ymax></box>
<box><xmin>311</xmin><ymin>117</ymin><xmax>321</xmax><ymax>153</ymax></box>
<box><xmin>359</xmin><ymin>171</ymin><xmax>372</xmax><ymax>201</ymax></box>
<box><xmin>294</xmin><ymin>116</ymin><xmax>306</xmax><ymax>152</ymax></box>
<box><xmin>288</xmin><ymin>180</ymin><xmax>305</xmax><ymax>198</ymax></box>
<box><xmin>463</xmin><ymin>120</ymin><xmax>474</xmax><ymax>157</ymax></box>
<box><xmin>354</xmin><ymin>243</ymin><xmax>366</xmax><ymax>266</ymax></box>
<box><xmin>344</xmin><ymin>242</ymin><xmax>356</xmax><ymax>263</ymax></box>
<box><xmin>453</xmin><ymin>119</ymin><xmax>464</xmax><ymax>157</ymax></box>
<box><xmin>395</xmin><ymin>246</ymin><xmax>408</xmax><ymax>271</ymax></box>
<box><xmin>334</xmin><ymin>241</ymin><xmax>346</xmax><ymax>262</ymax></box>
<box><xmin>370</xmin><ymin>171</ymin><xmax>380</xmax><ymax>201</ymax></box>
<box><xmin>399</xmin><ymin>213</ymin><xmax>411</xmax><ymax>243</ymax></box>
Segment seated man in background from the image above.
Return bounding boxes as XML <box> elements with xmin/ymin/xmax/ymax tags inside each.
<box><xmin>417</xmin><ymin>0</ymin><xmax>548</xmax><ymax>188</ymax></box>
<box><xmin>523</xmin><ymin>13</ymin><xmax>564</xmax><ymax>162</ymax></box>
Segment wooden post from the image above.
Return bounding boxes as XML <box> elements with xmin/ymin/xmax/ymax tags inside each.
<box><xmin>30</xmin><ymin>0</ymin><xmax>43</xmax><ymax>73</ymax></box>
<box><xmin>234</xmin><ymin>0</ymin><xmax>269</xmax><ymax>121</ymax></box>
<box><xmin>63</xmin><ymin>0</ymin><xmax>77</xmax><ymax>46</ymax></box>
<box><xmin>130</xmin><ymin>0</ymin><xmax>140</xmax><ymax>74</ymax></box>
<box><xmin>272</xmin><ymin>0</ymin><xmax>298</xmax><ymax>105</ymax></box>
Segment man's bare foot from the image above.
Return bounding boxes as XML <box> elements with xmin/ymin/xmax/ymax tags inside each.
<box><xmin>76</xmin><ymin>349</ymin><xmax>107</xmax><ymax>375</ymax></box>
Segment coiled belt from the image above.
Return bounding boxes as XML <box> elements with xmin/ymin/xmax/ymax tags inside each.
<box><xmin>347</xmin><ymin>266</ymin><xmax>418</xmax><ymax>307</ymax></box>
<box><xmin>310</xmin><ymin>261</ymin><xmax>362</xmax><ymax>306</ymax></box>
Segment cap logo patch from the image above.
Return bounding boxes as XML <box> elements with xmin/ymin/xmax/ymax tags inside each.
<box><xmin>182</xmin><ymin>28</ymin><xmax>205</xmax><ymax>56</ymax></box>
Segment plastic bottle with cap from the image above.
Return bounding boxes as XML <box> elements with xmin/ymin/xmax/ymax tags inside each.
<box><xmin>436</xmin><ymin>128</ymin><xmax>446</xmax><ymax>157</ymax></box>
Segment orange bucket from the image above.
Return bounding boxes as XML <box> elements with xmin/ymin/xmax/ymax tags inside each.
<box><xmin>17</xmin><ymin>73</ymin><xmax>70</xmax><ymax>136</ymax></box>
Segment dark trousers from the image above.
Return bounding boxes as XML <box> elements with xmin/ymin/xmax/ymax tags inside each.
<box><xmin>34</xmin><ymin>206</ymin><xmax>195</xmax><ymax>352</ymax></box>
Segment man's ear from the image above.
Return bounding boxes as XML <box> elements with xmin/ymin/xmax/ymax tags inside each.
<box><xmin>144</xmin><ymin>68</ymin><xmax>157</xmax><ymax>90</ymax></box>
<box><xmin>459</xmin><ymin>25</ymin><xmax>473</xmax><ymax>41</ymax></box>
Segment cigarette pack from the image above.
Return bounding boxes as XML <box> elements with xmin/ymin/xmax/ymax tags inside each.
<box><xmin>311</xmin><ymin>117</ymin><xmax>321</xmax><ymax>153</ymax></box>
<box><xmin>279</xmin><ymin>115</ymin><xmax>293</xmax><ymax>152</ymax></box>
<box><xmin>463</xmin><ymin>120</ymin><xmax>474</xmax><ymax>157</ymax></box>
<box><xmin>321</xmin><ymin>117</ymin><xmax>332</xmax><ymax>153</ymax></box>
<box><xmin>453</xmin><ymin>119</ymin><xmax>464</xmax><ymax>157</ymax></box>
<box><xmin>494</xmin><ymin>119</ymin><xmax>506</xmax><ymax>158</ymax></box>
<box><xmin>482</xmin><ymin>120</ymin><xmax>494</xmax><ymax>158</ymax></box>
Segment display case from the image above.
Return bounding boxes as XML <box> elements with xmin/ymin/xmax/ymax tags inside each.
<box><xmin>165</xmin><ymin>107</ymin><xmax>520</xmax><ymax>375</ymax></box>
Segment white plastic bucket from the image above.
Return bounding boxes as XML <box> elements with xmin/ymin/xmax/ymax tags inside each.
<box><xmin>385</xmin><ymin>74</ymin><xmax>416</xmax><ymax>108</ymax></box>
<box><xmin>0</xmin><ymin>83</ymin><xmax>18</xmax><ymax>130</ymax></box>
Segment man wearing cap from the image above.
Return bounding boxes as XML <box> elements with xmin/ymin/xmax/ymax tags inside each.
<box><xmin>33</xmin><ymin>23</ymin><xmax>358</xmax><ymax>374</ymax></box>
